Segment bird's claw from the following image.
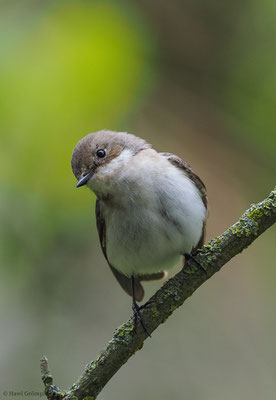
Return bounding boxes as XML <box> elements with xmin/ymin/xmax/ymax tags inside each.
<box><xmin>184</xmin><ymin>252</ymin><xmax>207</xmax><ymax>273</ymax></box>
<box><xmin>132</xmin><ymin>302</ymin><xmax>151</xmax><ymax>337</ymax></box>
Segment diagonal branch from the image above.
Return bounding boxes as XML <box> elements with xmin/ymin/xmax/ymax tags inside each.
<box><xmin>41</xmin><ymin>187</ymin><xmax>276</xmax><ymax>400</ymax></box>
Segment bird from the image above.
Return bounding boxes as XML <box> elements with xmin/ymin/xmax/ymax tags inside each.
<box><xmin>71</xmin><ymin>130</ymin><xmax>208</xmax><ymax>335</ymax></box>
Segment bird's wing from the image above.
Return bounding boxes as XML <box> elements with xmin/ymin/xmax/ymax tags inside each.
<box><xmin>95</xmin><ymin>200</ymin><xmax>145</xmax><ymax>301</ymax></box>
<box><xmin>159</xmin><ymin>152</ymin><xmax>208</xmax><ymax>250</ymax></box>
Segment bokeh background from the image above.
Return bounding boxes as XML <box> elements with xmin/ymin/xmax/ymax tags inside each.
<box><xmin>1</xmin><ymin>1</ymin><xmax>276</xmax><ymax>399</ymax></box>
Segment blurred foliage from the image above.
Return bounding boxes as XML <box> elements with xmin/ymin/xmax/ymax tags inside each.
<box><xmin>224</xmin><ymin>1</ymin><xmax>276</xmax><ymax>164</ymax></box>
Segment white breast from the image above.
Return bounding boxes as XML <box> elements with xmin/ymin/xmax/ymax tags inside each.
<box><xmin>94</xmin><ymin>149</ymin><xmax>206</xmax><ymax>276</ymax></box>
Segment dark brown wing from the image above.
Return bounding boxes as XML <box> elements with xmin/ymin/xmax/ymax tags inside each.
<box><xmin>95</xmin><ymin>200</ymin><xmax>145</xmax><ymax>301</ymax></box>
<box><xmin>160</xmin><ymin>152</ymin><xmax>208</xmax><ymax>250</ymax></box>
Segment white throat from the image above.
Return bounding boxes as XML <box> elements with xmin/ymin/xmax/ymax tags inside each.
<box><xmin>87</xmin><ymin>148</ymin><xmax>134</xmax><ymax>199</ymax></box>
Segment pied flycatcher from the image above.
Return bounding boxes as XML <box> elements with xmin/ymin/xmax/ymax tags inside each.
<box><xmin>71</xmin><ymin>130</ymin><xmax>208</xmax><ymax>335</ymax></box>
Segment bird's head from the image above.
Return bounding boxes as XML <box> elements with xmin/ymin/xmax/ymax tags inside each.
<box><xmin>71</xmin><ymin>130</ymin><xmax>150</xmax><ymax>196</ymax></box>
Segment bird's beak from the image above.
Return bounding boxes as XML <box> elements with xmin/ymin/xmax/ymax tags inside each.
<box><xmin>76</xmin><ymin>170</ymin><xmax>94</xmax><ymax>188</ymax></box>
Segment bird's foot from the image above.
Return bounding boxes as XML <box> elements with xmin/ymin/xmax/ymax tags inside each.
<box><xmin>132</xmin><ymin>301</ymin><xmax>151</xmax><ymax>337</ymax></box>
<box><xmin>184</xmin><ymin>252</ymin><xmax>207</xmax><ymax>273</ymax></box>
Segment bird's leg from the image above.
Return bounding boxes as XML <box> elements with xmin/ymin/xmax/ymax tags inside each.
<box><xmin>184</xmin><ymin>251</ymin><xmax>207</xmax><ymax>272</ymax></box>
<box><xmin>131</xmin><ymin>276</ymin><xmax>151</xmax><ymax>337</ymax></box>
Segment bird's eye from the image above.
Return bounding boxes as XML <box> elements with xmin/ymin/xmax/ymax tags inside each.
<box><xmin>96</xmin><ymin>149</ymin><xmax>106</xmax><ymax>158</ymax></box>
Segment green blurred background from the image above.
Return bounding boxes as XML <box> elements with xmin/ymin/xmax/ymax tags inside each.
<box><xmin>0</xmin><ymin>1</ymin><xmax>275</xmax><ymax>399</ymax></box>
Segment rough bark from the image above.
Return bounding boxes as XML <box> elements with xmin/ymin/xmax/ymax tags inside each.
<box><xmin>41</xmin><ymin>187</ymin><xmax>276</xmax><ymax>400</ymax></box>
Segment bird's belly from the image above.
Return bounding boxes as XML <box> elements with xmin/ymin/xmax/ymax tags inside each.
<box><xmin>105</xmin><ymin>204</ymin><xmax>203</xmax><ymax>276</ymax></box>
<box><xmin>107</xmin><ymin>224</ymin><xmax>182</xmax><ymax>276</ymax></box>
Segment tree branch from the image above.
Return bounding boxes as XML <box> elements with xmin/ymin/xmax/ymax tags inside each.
<box><xmin>41</xmin><ymin>187</ymin><xmax>276</xmax><ymax>400</ymax></box>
